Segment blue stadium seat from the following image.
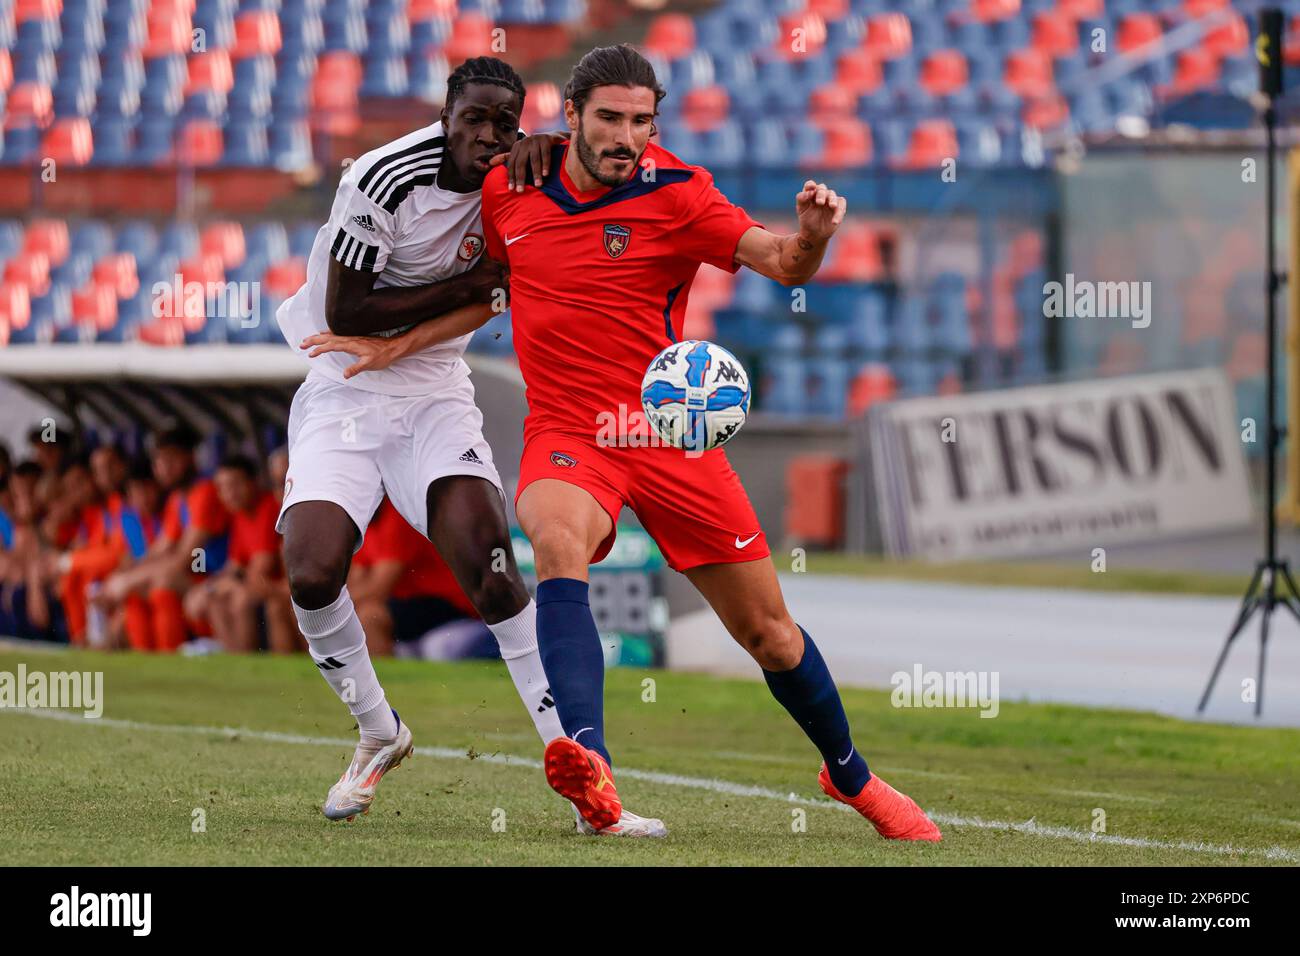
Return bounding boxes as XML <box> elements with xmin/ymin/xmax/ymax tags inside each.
<box><xmin>223</xmin><ymin>120</ymin><xmax>270</xmax><ymax>166</ymax></box>
<box><xmin>3</xmin><ymin>127</ymin><xmax>43</xmax><ymax>164</ymax></box>
<box><xmin>289</xmin><ymin>222</ymin><xmax>320</xmax><ymax>258</ymax></box>
<box><xmin>0</xmin><ymin>221</ymin><xmax>25</xmax><ymax>259</ymax></box>
<box><xmin>269</xmin><ymin>120</ymin><xmax>312</xmax><ymax>170</ymax></box>
<box><xmin>133</xmin><ymin>119</ymin><xmax>176</xmax><ymax>164</ymax></box>
<box><xmin>361</xmin><ymin>55</ymin><xmax>409</xmax><ymax>97</ymax></box>
<box><xmin>847</xmin><ymin>290</ymin><xmax>890</xmax><ymax>357</ymax></box>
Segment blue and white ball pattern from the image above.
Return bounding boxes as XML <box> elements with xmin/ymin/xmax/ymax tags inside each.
<box><xmin>640</xmin><ymin>340</ymin><xmax>751</xmax><ymax>452</ymax></box>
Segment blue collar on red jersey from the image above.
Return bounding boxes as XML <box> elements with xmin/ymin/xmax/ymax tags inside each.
<box><xmin>539</xmin><ymin>143</ymin><xmax>695</xmax><ymax>215</ymax></box>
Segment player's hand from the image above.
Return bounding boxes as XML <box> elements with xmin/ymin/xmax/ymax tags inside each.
<box><xmin>490</xmin><ymin>131</ymin><xmax>567</xmax><ymax>192</ymax></box>
<box><xmin>795</xmin><ymin>180</ymin><xmax>847</xmax><ymax>244</ymax></box>
<box><xmin>299</xmin><ymin>332</ymin><xmax>398</xmax><ymax>379</ymax></box>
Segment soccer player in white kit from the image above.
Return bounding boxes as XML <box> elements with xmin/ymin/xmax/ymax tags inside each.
<box><xmin>275</xmin><ymin>56</ymin><xmax>663</xmax><ymax>836</ymax></box>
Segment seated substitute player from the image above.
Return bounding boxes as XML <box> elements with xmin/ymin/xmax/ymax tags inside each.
<box><xmin>276</xmin><ymin>55</ymin><xmax>664</xmax><ymax>835</ymax></box>
<box><xmin>327</xmin><ymin>45</ymin><xmax>942</xmax><ymax>840</ymax></box>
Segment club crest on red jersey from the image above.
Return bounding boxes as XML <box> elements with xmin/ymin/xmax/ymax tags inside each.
<box><xmin>603</xmin><ymin>224</ymin><xmax>631</xmax><ymax>259</ymax></box>
<box><xmin>458</xmin><ymin>234</ymin><xmax>484</xmax><ymax>261</ymax></box>
<box><xmin>550</xmin><ymin>452</ymin><xmax>578</xmax><ymax>468</ymax></box>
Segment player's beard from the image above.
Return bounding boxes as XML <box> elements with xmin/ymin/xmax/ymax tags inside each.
<box><xmin>575</xmin><ymin>117</ymin><xmax>640</xmax><ymax>188</ymax></box>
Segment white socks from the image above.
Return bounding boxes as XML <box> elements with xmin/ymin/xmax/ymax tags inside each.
<box><xmin>294</xmin><ymin>586</ymin><xmax>397</xmax><ymax>745</ymax></box>
<box><xmin>488</xmin><ymin>599</ymin><xmax>565</xmax><ymax>743</ymax></box>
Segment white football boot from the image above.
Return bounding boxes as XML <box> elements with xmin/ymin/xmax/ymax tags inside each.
<box><xmin>574</xmin><ymin>804</ymin><xmax>668</xmax><ymax>837</ymax></box>
<box><xmin>323</xmin><ymin>712</ymin><xmax>414</xmax><ymax>821</ymax></box>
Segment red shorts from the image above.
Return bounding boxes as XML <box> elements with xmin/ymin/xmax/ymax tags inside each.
<box><xmin>516</xmin><ymin>430</ymin><xmax>770</xmax><ymax>572</ymax></box>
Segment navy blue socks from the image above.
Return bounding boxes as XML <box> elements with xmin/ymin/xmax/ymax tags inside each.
<box><xmin>763</xmin><ymin>627</ymin><xmax>871</xmax><ymax>797</ymax></box>
<box><xmin>535</xmin><ymin>577</ymin><xmax>611</xmax><ymax>764</ymax></box>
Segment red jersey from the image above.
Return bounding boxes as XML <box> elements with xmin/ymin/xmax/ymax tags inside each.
<box><xmin>161</xmin><ymin>478</ymin><xmax>231</xmax><ymax>543</ymax></box>
<box><xmin>355</xmin><ymin>501</ymin><xmax>476</xmax><ymax>611</ymax></box>
<box><xmin>480</xmin><ymin>140</ymin><xmax>759</xmax><ymax>442</ymax></box>
<box><xmin>229</xmin><ymin>492</ymin><xmax>280</xmax><ymax>567</ymax></box>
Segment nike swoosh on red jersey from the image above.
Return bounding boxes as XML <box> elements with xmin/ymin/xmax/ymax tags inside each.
<box><xmin>734</xmin><ymin>533</ymin><xmax>760</xmax><ymax>549</ymax></box>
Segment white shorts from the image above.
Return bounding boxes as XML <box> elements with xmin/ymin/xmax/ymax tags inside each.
<box><xmin>276</xmin><ymin>373</ymin><xmax>504</xmax><ymax>545</ymax></box>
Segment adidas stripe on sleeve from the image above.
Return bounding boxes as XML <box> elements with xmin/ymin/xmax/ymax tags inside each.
<box><xmin>325</xmin><ymin>174</ymin><xmax>399</xmax><ymax>275</ymax></box>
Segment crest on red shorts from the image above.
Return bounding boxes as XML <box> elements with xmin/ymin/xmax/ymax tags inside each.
<box><xmin>458</xmin><ymin>234</ymin><xmax>484</xmax><ymax>261</ymax></box>
<box><xmin>550</xmin><ymin>452</ymin><xmax>578</xmax><ymax>468</ymax></box>
<box><xmin>602</xmin><ymin>224</ymin><xmax>631</xmax><ymax>259</ymax></box>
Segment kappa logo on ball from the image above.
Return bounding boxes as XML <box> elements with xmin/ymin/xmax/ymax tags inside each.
<box><xmin>458</xmin><ymin>234</ymin><xmax>484</xmax><ymax>261</ymax></box>
<box><xmin>603</xmin><ymin>224</ymin><xmax>631</xmax><ymax>259</ymax></box>
<box><xmin>550</xmin><ymin>452</ymin><xmax>578</xmax><ymax>468</ymax></box>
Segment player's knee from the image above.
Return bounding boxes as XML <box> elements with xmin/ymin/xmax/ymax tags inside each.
<box><xmin>528</xmin><ymin>524</ymin><xmax>591</xmax><ymax>580</ymax></box>
<box><xmin>734</xmin><ymin>614</ymin><xmax>802</xmax><ymax>671</ymax></box>
<box><xmin>286</xmin><ymin>561</ymin><xmax>346</xmax><ymax>611</ymax></box>
<box><xmin>463</xmin><ymin>565</ymin><xmax>528</xmax><ymax>624</ymax></box>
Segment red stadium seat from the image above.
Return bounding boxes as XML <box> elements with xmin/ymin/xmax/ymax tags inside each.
<box><xmin>1288</xmin><ymin>16</ymin><xmax>1300</xmax><ymax>66</ymax></box>
<box><xmin>409</xmin><ymin>0</ymin><xmax>458</xmax><ymax>17</ymax></box>
<box><xmin>145</xmin><ymin>10</ymin><xmax>194</xmax><ymax>57</ymax></box>
<box><xmin>4</xmin><ymin>82</ymin><xmax>54</xmax><ymax>129</ymax></box>
<box><xmin>186</xmin><ymin>51</ymin><xmax>235</xmax><ymax>95</ymax></box>
<box><xmin>0</xmin><ymin>49</ymin><xmax>12</xmax><ymax>94</ymax></box>
<box><xmin>806</xmin><ymin>0</ymin><xmax>849</xmax><ymax>18</ymax></box>
<box><xmin>24</xmin><ymin>219</ymin><xmax>68</xmax><ymax>266</ymax></box>
<box><xmin>137</xmin><ymin>319</ymin><xmax>186</xmax><ymax>347</ymax></box>
<box><xmin>444</xmin><ymin>14</ymin><xmax>495</xmax><ymax>63</ymax></box>
<box><xmin>521</xmin><ymin>82</ymin><xmax>562</xmax><ymax>133</ymax></box>
<box><xmin>1184</xmin><ymin>0</ymin><xmax>1230</xmax><ymax>18</ymax></box>
<box><xmin>1031</xmin><ymin>11</ymin><xmax>1077</xmax><ymax>57</ymax></box>
<box><xmin>175</xmin><ymin>120</ymin><xmax>224</xmax><ymax>167</ymax></box>
<box><xmin>865</xmin><ymin>14</ymin><xmax>912</xmax><ymax>61</ymax></box>
<box><xmin>71</xmin><ymin>283</ymin><xmax>118</xmax><ymax>331</ymax></box>
<box><xmin>836</xmin><ymin>49</ymin><xmax>882</xmax><ymax>94</ymax></box>
<box><xmin>153</xmin><ymin>0</ymin><xmax>197</xmax><ymax>14</ymax></box>
<box><xmin>312</xmin><ymin>52</ymin><xmax>362</xmax><ymax>134</ymax></box>
<box><xmin>775</xmin><ymin>13</ymin><xmax>827</xmax><ymax>60</ymax></box>
<box><xmin>42</xmin><ymin>118</ymin><xmax>94</xmax><ymax>166</ymax></box>
<box><xmin>919</xmin><ymin>50</ymin><xmax>969</xmax><ymax>97</ymax></box>
<box><xmin>818</xmin><ymin>120</ymin><xmax>873</xmax><ymax>170</ymax></box>
<box><xmin>820</xmin><ymin>225</ymin><xmax>883</xmax><ymax>280</ymax></box>
<box><xmin>848</xmin><ymin>363</ymin><xmax>896</xmax><ymax>416</ymax></box>
<box><xmin>200</xmin><ymin>222</ymin><xmax>246</xmax><ymax>270</ymax></box>
<box><xmin>1171</xmin><ymin>47</ymin><xmax>1220</xmax><ymax>94</ymax></box>
<box><xmin>264</xmin><ymin>257</ymin><xmax>307</xmax><ymax>297</ymax></box>
<box><xmin>680</xmin><ymin>85</ymin><xmax>730</xmax><ymax>132</ymax></box>
<box><xmin>1203</xmin><ymin>14</ymin><xmax>1248</xmax><ymax>59</ymax></box>
<box><xmin>808</xmin><ymin>83</ymin><xmax>857</xmax><ymax>124</ymax></box>
<box><xmin>899</xmin><ymin>119</ymin><xmax>958</xmax><ymax>170</ymax></box>
<box><xmin>1117</xmin><ymin>14</ymin><xmax>1162</xmax><ymax>54</ymax></box>
<box><xmin>1057</xmin><ymin>0</ymin><xmax>1102</xmax><ymax>18</ymax></box>
<box><xmin>14</xmin><ymin>0</ymin><xmax>61</xmax><ymax>23</ymax></box>
<box><xmin>93</xmin><ymin>253</ymin><xmax>140</xmax><ymax>300</ymax></box>
<box><xmin>5</xmin><ymin>252</ymin><xmax>51</xmax><ymax>298</ymax></box>
<box><xmin>0</xmin><ymin>282</ymin><xmax>32</xmax><ymax>335</ymax></box>
<box><xmin>1022</xmin><ymin>93</ymin><xmax>1069</xmax><ymax>130</ymax></box>
<box><xmin>971</xmin><ymin>0</ymin><xmax>1021</xmax><ymax>23</ymax></box>
<box><xmin>1003</xmin><ymin>48</ymin><xmax>1053</xmax><ymax>98</ymax></box>
<box><xmin>170</xmin><ymin>254</ymin><xmax>225</xmax><ymax>331</ymax></box>
<box><xmin>643</xmin><ymin>14</ymin><xmax>696</xmax><ymax>60</ymax></box>
<box><xmin>232</xmin><ymin>11</ymin><xmax>282</xmax><ymax>59</ymax></box>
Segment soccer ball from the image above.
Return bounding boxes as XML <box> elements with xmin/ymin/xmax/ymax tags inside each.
<box><xmin>640</xmin><ymin>340</ymin><xmax>751</xmax><ymax>452</ymax></box>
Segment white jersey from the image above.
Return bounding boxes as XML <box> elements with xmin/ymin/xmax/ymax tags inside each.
<box><xmin>277</xmin><ymin>121</ymin><xmax>489</xmax><ymax>396</ymax></box>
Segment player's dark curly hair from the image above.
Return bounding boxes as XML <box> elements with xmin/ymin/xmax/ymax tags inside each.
<box><xmin>446</xmin><ymin>57</ymin><xmax>526</xmax><ymax>109</ymax></box>
<box><xmin>564</xmin><ymin>44</ymin><xmax>666</xmax><ymax>115</ymax></box>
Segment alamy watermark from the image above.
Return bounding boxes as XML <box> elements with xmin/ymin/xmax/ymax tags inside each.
<box><xmin>890</xmin><ymin>664</ymin><xmax>999</xmax><ymax>718</ymax></box>
<box><xmin>1043</xmin><ymin>273</ymin><xmax>1151</xmax><ymax>329</ymax></box>
<box><xmin>0</xmin><ymin>664</ymin><xmax>103</xmax><ymax>718</ymax></box>
<box><xmin>152</xmin><ymin>275</ymin><xmax>262</xmax><ymax>328</ymax></box>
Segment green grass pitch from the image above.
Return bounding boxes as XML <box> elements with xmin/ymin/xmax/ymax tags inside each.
<box><xmin>1</xmin><ymin>646</ymin><xmax>1297</xmax><ymax>866</ymax></box>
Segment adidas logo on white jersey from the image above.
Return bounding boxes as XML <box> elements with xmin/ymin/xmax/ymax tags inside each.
<box><xmin>458</xmin><ymin>448</ymin><xmax>482</xmax><ymax>464</ymax></box>
<box><xmin>352</xmin><ymin>214</ymin><xmax>377</xmax><ymax>233</ymax></box>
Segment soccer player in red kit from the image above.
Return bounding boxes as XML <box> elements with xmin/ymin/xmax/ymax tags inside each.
<box><xmin>321</xmin><ymin>45</ymin><xmax>941</xmax><ymax>842</ymax></box>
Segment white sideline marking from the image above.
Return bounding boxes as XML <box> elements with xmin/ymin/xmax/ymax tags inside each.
<box><xmin>10</xmin><ymin>709</ymin><xmax>1299</xmax><ymax>863</ymax></box>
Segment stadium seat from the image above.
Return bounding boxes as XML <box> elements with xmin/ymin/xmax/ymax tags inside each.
<box><xmin>5</xmin><ymin>251</ymin><xmax>52</xmax><ymax>297</ymax></box>
<box><xmin>865</xmin><ymin>13</ymin><xmax>911</xmax><ymax>60</ymax></box>
<box><xmin>5</xmin><ymin>81</ymin><xmax>54</xmax><ymax>128</ymax></box>
<box><xmin>919</xmin><ymin>50</ymin><xmax>969</xmax><ymax>96</ymax></box>
<box><xmin>174</xmin><ymin>119</ymin><xmax>224</xmax><ymax>166</ymax></box>
<box><xmin>645</xmin><ymin>13</ymin><xmax>696</xmax><ymax>60</ymax></box>
<box><xmin>41</xmin><ymin>118</ymin><xmax>93</xmax><ymax>165</ymax></box>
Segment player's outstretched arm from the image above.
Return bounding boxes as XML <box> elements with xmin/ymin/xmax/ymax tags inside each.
<box><xmin>733</xmin><ymin>180</ymin><xmax>847</xmax><ymax>287</ymax></box>
<box><xmin>325</xmin><ymin>254</ymin><xmax>506</xmax><ymax>337</ymax></box>
<box><xmin>489</xmin><ymin>131</ymin><xmax>568</xmax><ymax>192</ymax></box>
<box><xmin>301</xmin><ymin>301</ymin><xmax>496</xmax><ymax>379</ymax></box>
